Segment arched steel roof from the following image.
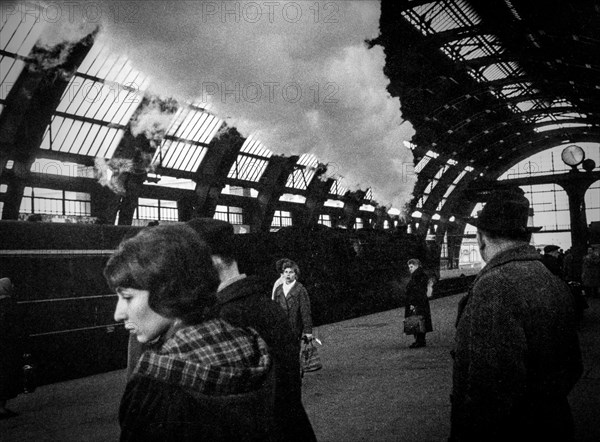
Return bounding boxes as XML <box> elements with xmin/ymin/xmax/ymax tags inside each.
<box><xmin>375</xmin><ymin>0</ymin><xmax>600</xmax><ymax>235</ymax></box>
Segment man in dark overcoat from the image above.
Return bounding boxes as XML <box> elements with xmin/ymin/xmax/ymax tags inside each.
<box><xmin>449</xmin><ymin>188</ymin><xmax>583</xmax><ymax>442</ymax></box>
<box><xmin>187</xmin><ymin>218</ymin><xmax>316</xmax><ymax>442</ymax></box>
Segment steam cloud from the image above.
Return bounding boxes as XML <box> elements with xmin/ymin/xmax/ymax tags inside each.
<box><xmin>9</xmin><ymin>1</ymin><xmax>417</xmax><ymax>210</ymax></box>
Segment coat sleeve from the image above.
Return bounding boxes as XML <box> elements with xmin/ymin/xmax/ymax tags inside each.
<box><xmin>451</xmin><ymin>280</ymin><xmax>528</xmax><ymax>438</ymax></box>
<box><xmin>298</xmin><ymin>284</ymin><xmax>313</xmax><ymax>335</ymax></box>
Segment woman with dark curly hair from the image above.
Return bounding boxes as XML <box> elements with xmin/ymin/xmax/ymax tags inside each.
<box><xmin>105</xmin><ymin>224</ymin><xmax>275</xmax><ymax>441</ymax></box>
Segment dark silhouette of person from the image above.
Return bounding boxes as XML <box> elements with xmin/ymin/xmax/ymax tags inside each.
<box><xmin>450</xmin><ymin>188</ymin><xmax>582</xmax><ymax>442</ymax></box>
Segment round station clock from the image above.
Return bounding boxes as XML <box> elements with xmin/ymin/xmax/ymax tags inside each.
<box><xmin>561</xmin><ymin>144</ymin><xmax>585</xmax><ymax>167</ymax></box>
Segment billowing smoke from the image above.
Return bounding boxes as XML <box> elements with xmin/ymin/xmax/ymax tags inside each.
<box><xmin>3</xmin><ymin>1</ymin><xmax>99</xmax><ymax>75</ymax></box>
<box><xmin>9</xmin><ymin>1</ymin><xmax>417</xmax><ymax>210</ymax></box>
<box><xmin>129</xmin><ymin>96</ymin><xmax>178</xmax><ymax>150</ymax></box>
<box><xmin>94</xmin><ymin>157</ymin><xmax>132</xmax><ymax>195</ymax></box>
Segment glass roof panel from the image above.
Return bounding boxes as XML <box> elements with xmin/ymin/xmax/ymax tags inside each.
<box><xmin>500</xmin><ymin>82</ymin><xmax>533</xmax><ymax>98</ymax></box>
<box><xmin>39</xmin><ymin>116</ymin><xmax>124</xmax><ymax>158</ymax></box>
<box><xmin>77</xmin><ymin>42</ymin><xmax>102</xmax><ymax>72</ymax></box>
<box><xmin>443</xmin><ymin>34</ymin><xmax>504</xmax><ymax>61</ymax></box>
<box><xmin>329</xmin><ymin>180</ymin><xmax>347</xmax><ymax>196</ymax></box>
<box><xmin>102</xmin><ymin>55</ymin><xmax>129</xmax><ymax>84</ymax></box>
<box><xmin>534</xmin><ymin>123</ymin><xmax>591</xmax><ymax>133</ymax></box>
<box><xmin>114</xmin><ymin>90</ymin><xmax>144</xmax><ymax>126</ymax></box>
<box><xmin>515</xmin><ymin>100</ymin><xmax>537</xmax><ymax>112</ymax></box>
<box><xmin>199</xmin><ymin>115</ymin><xmax>223</xmax><ymax>144</ymax></box>
<box><xmin>414</xmin><ymin>155</ymin><xmax>433</xmax><ymax>174</ymax></box>
<box><xmin>179</xmin><ymin>111</ymin><xmax>206</xmax><ymax>140</ymax></box>
<box><xmin>481</xmin><ymin>62</ymin><xmax>520</xmax><ymax>81</ymax></box>
<box><xmin>286</xmin><ymin>154</ymin><xmax>318</xmax><ymax>189</ymax></box>
<box><xmin>227</xmin><ymin>155</ymin><xmax>269</xmax><ymax>182</ymax></box>
<box><xmin>173</xmin><ymin>142</ymin><xmax>196</xmax><ymax>170</ymax></box>
<box><xmin>403</xmin><ymin>0</ymin><xmax>481</xmax><ymax>36</ymax></box>
<box><xmin>549</xmin><ymin>99</ymin><xmax>574</xmax><ymax>108</ymax></box>
<box><xmin>57</xmin><ymin>75</ymin><xmax>145</xmax><ymax>125</ymax></box>
<box><xmin>365</xmin><ymin>188</ymin><xmax>373</xmax><ymax>201</ymax></box>
<box><xmin>442</xmin><ymin>183</ymin><xmax>457</xmax><ymax>200</ymax></box>
<box><xmin>536</xmin><ymin>112</ymin><xmax>586</xmax><ymax>123</ymax></box>
<box><xmin>1</xmin><ymin>13</ymin><xmax>44</xmax><ymax>55</ymax></box>
<box><xmin>96</xmin><ymin>126</ymin><xmax>123</xmax><ymax>158</ymax></box>
<box><xmin>415</xmin><ymin>196</ymin><xmax>425</xmax><ymax>209</ymax></box>
<box><xmin>165</xmin><ymin>107</ymin><xmax>223</xmax><ymax>146</ymax></box>
<box><xmin>191</xmin><ymin>113</ymin><xmax>216</xmax><ymax>144</ymax></box>
<box><xmin>423</xmin><ymin>181</ymin><xmax>435</xmax><ymax>195</ymax></box>
<box><xmin>433</xmin><ymin>164</ymin><xmax>449</xmax><ymax>180</ymax></box>
<box><xmin>153</xmin><ymin>140</ymin><xmax>208</xmax><ymax>172</ymax></box>
<box><xmin>240</xmin><ymin>135</ymin><xmax>273</xmax><ymax>157</ymax></box>
<box><xmin>0</xmin><ymin>56</ymin><xmax>25</xmax><ymax>101</ymax></box>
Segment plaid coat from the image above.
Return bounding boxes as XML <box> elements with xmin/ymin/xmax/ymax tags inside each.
<box><xmin>119</xmin><ymin>318</ymin><xmax>274</xmax><ymax>441</ymax></box>
<box><xmin>450</xmin><ymin>244</ymin><xmax>583</xmax><ymax>442</ymax></box>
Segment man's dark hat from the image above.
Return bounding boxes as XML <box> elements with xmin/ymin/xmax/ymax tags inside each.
<box><xmin>544</xmin><ymin>245</ymin><xmax>560</xmax><ymax>254</ymax></box>
<box><xmin>186</xmin><ymin>218</ymin><xmax>235</xmax><ymax>257</ymax></box>
<box><xmin>468</xmin><ymin>187</ymin><xmax>542</xmax><ymax>233</ymax></box>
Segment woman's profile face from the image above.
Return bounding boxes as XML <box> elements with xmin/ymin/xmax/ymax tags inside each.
<box><xmin>283</xmin><ymin>267</ymin><xmax>297</xmax><ymax>283</ymax></box>
<box><xmin>113</xmin><ymin>288</ymin><xmax>174</xmax><ymax>344</ymax></box>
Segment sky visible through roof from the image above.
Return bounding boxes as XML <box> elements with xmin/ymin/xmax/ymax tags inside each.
<box><xmin>4</xmin><ymin>0</ymin><xmax>418</xmax><ymax>210</ymax></box>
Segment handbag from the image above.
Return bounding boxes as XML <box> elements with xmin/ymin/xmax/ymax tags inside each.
<box><xmin>23</xmin><ymin>353</ymin><xmax>37</xmax><ymax>394</ymax></box>
<box><xmin>300</xmin><ymin>337</ymin><xmax>322</xmax><ymax>375</ymax></box>
<box><xmin>403</xmin><ymin>314</ymin><xmax>426</xmax><ymax>335</ymax></box>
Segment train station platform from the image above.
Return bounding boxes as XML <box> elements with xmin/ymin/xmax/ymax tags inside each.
<box><xmin>2</xmin><ymin>291</ymin><xmax>599</xmax><ymax>442</ymax></box>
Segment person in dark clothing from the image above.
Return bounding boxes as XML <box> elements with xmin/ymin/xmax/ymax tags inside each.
<box><xmin>186</xmin><ymin>218</ymin><xmax>317</xmax><ymax>442</ymax></box>
<box><xmin>542</xmin><ymin>244</ymin><xmax>564</xmax><ymax>279</ymax></box>
<box><xmin>105</xmin><ymin>225</ymin><xmax>275</xmax><ymax>442</ymax></box>
<box><xmin>0</xmin><ymin>278</ymin><xmax>24</xmax><ymax>420</ymax></box>
<box><xmin>272</xmin><ymin>260</ymin><xmax>314</xmax><ymax>343</ymax></box>
<box><xmin>563</xmin><ymin>248</ymin><xmax>576</xmax><ymax>282</ymax></box>
<box><xmin>450</xmin><ymin>188</ymin><xmax>582</xmax><ymax>442</ymax></box>
<box><xmin>404</xmin><ymin>258</ymin><xmax>433</xmax><ymax>348</ymax></box>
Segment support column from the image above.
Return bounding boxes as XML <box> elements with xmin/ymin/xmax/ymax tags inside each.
<box><xmin>559</xmin><ymin>173</ymin><xmax>595</xmax><ymax>281</ymax></box>
<box><xmin>342</xmin><ymin>190</ymin><xmax>366</xmax><ymax>229</ymax></box>
<box><xmin>302</xmin><ymin>175</ymin><xmax>334</xmax><ymax>227</ymax></box>
<box><xmin>250</xmin><ymin>155</ymin><xmax>298</xmax><ymax>232</ymax></box>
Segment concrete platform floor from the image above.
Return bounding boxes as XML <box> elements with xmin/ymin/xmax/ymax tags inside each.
<box><xmin>2</xmin><ymin>293</ymin><xmax>599</xmax><ymax>441</ymax></box>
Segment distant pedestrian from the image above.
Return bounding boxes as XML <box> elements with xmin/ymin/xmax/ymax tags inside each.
<box><xmin>405</xmin><ymin>258</ymin><xmax>433</xmax><ymax>348</ymax></box>
<box><xmin>581</xmin><ymin>247</ymin><xmax>600</xmax><ymax>298</ymax></box>
<box><xmin>0</xmin><ymin>278</ymin><xmax>24</xmax><ymax>420</ymax></box>
<box><xmin>450</xmin><ymin>187</ymin><xmax>582</xmax><ymax>442</ymax></box>
<box><xmin>542</xmin><ymin>244</ymin><xmax>564</xmax><ymax>279</ymax></box>
<box><xmin>273</xmin><ymin>260</ymin><xmax>314</xmax><ymax>343</ymax></box>
<box><xmin>563</xmin><ymin>248</ymin><xmax>575</xmax><ymax>282</ymax></box>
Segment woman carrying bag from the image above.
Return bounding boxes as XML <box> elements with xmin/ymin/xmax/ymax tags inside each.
<box><xmin>404</xmin><ymin>258</ymin><xmax>433</xmax><ymax>348</ymax></box>
<box><xmin>273</xmin><ymin>261</ymin><xmax>321</xmax><ymax>374</ymax></box>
